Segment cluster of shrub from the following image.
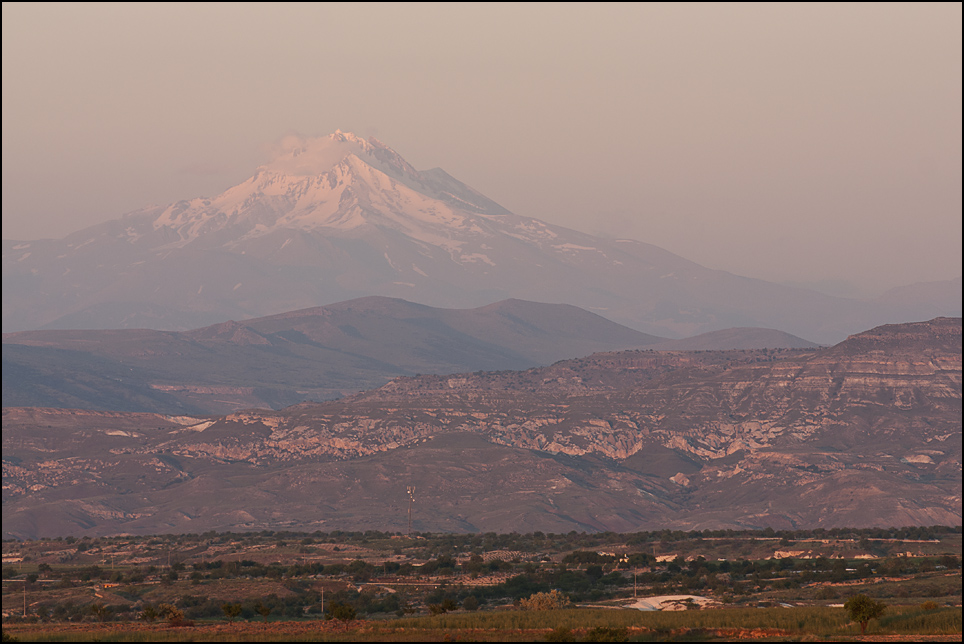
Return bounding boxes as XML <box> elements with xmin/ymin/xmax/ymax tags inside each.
<box><xmin>4</xmin><ymin>589</ymin><xmax>400</xmax><ymax>625</ymax></box>
<box><xmin>5</xmin><ymin>552</ymin><xmax>960</xmax><ymax>628</ymax></box>
<box><xmin>4</xmin><ymin>525</ymin><xmax>960</xmax><ymax>627</ymax></box>
<box><xmin>622</xmin><ymin>525</ymin><xmax>958</xmax><ymax>544</ymax></box>
<box><xmin>10</xmin><ymin>525</ymin><xmax>956</xmax><ymax>556</ymax></box>
<box><xmin>4</xmin><ymin>552</ymin><xmax>959</xmax><ymax>616</ymax></box>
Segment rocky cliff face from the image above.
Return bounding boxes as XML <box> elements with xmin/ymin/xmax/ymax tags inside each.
<box><xmin>2</xmin><ymin>318</ymin><xmax>960</xmax><ymax>537</ymax></box>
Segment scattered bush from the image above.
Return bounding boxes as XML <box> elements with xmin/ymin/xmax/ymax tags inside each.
<box><xmin>520</xmin><ymin>590</ymin><xmax>571</xmax><ymax>610</ymax></box>
<box><xmin>583</xmin><ymin>626</ymin><xmax>629</xmax><ymax>642</ymax></box>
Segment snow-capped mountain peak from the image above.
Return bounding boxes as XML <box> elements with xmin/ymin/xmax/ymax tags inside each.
<box><xmin>260</xmin><ymin>130</ymin><xmax>417</xmax><ymax>181</ymax></box>
<box><xmin>261</xmin><ymin>130</ymin><xmax>372</xmax><ymax>177</ymax></box>
<box><xmin>149</xmin><ymin>132</ymin><xmax>513</xmax><ymax>244</ymax></box>
<box><xmin>7</xmin><ymin>130</ymin><xmax>936</xmax><ymax>342</ymax></box>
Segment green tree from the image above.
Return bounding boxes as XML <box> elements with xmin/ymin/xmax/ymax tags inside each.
<box><xmin>844</xmin><ymin>594</ymin><xmax>885</xmax><ymax>634</ymax></box>
<box><xmin>157</xmin><ymin>603</ymin><xmax>185</xmax><ymax>626</ymax></box>
<box><xmin>326</xmin><ymin>602</ymin><xmax>357</xmax><ymax>624</ymax></box>
<box><xmin>221</xmin><ymin>602</ymin><xmax>242</xmax><ymax>622</ymax></box>
<box><xmin>255</xmin><ymin>602</ymin><xmax>271</xmax><ymax>623</ymax></box>
<box><xmin>94</xmin><ymin>603</ymin><xmax>116</xmax><ymax>622</ymax></box>
<box><xmin>140</xmin><ymin>604</ymin><xmax>159</xmax><ymax>623</ymax></box>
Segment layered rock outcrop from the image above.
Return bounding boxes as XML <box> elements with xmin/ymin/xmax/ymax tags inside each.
<box><xmin>3</xmin><ymin>318</ymin><xmax>960</xmax><ymax>537</ymax></box>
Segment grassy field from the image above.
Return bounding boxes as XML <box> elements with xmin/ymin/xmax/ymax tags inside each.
<box><xmin>4</xmin><ymin>605</ymin><xmax>961</xmax><ymax>642</ymax></box>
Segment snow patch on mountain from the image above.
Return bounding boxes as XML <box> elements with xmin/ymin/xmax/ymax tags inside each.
<box><xmin>460</xmin><ymin>253</ymin><xmax>496</xmax><ymax>266</ymax></box>
<box><xmin>553</xmin><ymin>243</ymin><xmax>598</xmax><ymax>252</ymax></box>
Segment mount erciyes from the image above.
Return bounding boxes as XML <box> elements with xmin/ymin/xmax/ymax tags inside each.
<box><xmin>4</xmin><ymin>131</ymin><xmax>958</xmax><ymax>341</ymax></box>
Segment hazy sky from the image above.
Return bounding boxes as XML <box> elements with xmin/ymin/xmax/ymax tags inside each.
<box><xmin>3</xmin><ymin>3</ymin><xmax>961</xmax><ymax>296</ymax></box>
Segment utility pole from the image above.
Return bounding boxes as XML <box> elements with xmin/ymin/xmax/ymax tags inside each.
<box><xmin>634</xmin><ymin>567</ymin><xmax>637</xmax><ymax>599</ymax></box>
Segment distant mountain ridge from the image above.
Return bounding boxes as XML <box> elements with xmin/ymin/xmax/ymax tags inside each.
<box><xmin>874</xmin><ymin>277</ymin><xmax>963</xmax><ymax>319</ymax></box>
<box><xmin>2</xmin><ymin>296</ymin><xmax>662</xmax><ymax>414</ymax></box>
<box><xmin>4</xmin><ymin>131</ymin><xmax>957</xmax><ymax>342</ymax></box>
<box><xmin>647</xmin><ymin>327</ymin><xmax>820</xmax><ymax>351</ymax></box>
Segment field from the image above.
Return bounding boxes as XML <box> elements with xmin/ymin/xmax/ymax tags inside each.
<box><xmin>3</xmin><ymin>606</ymin><xmax>962</xmax><ymax>641</ymax></box>
<box><xmin>3</xmin><ymin>527</ymin><xmax>961</xmax><ymax>641</ymax></box>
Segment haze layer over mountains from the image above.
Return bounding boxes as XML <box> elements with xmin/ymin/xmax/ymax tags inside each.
<box><xmin>4</xmin><ymin>131</ymin><xmax>959</xmax><ymax>342</ymax></box>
